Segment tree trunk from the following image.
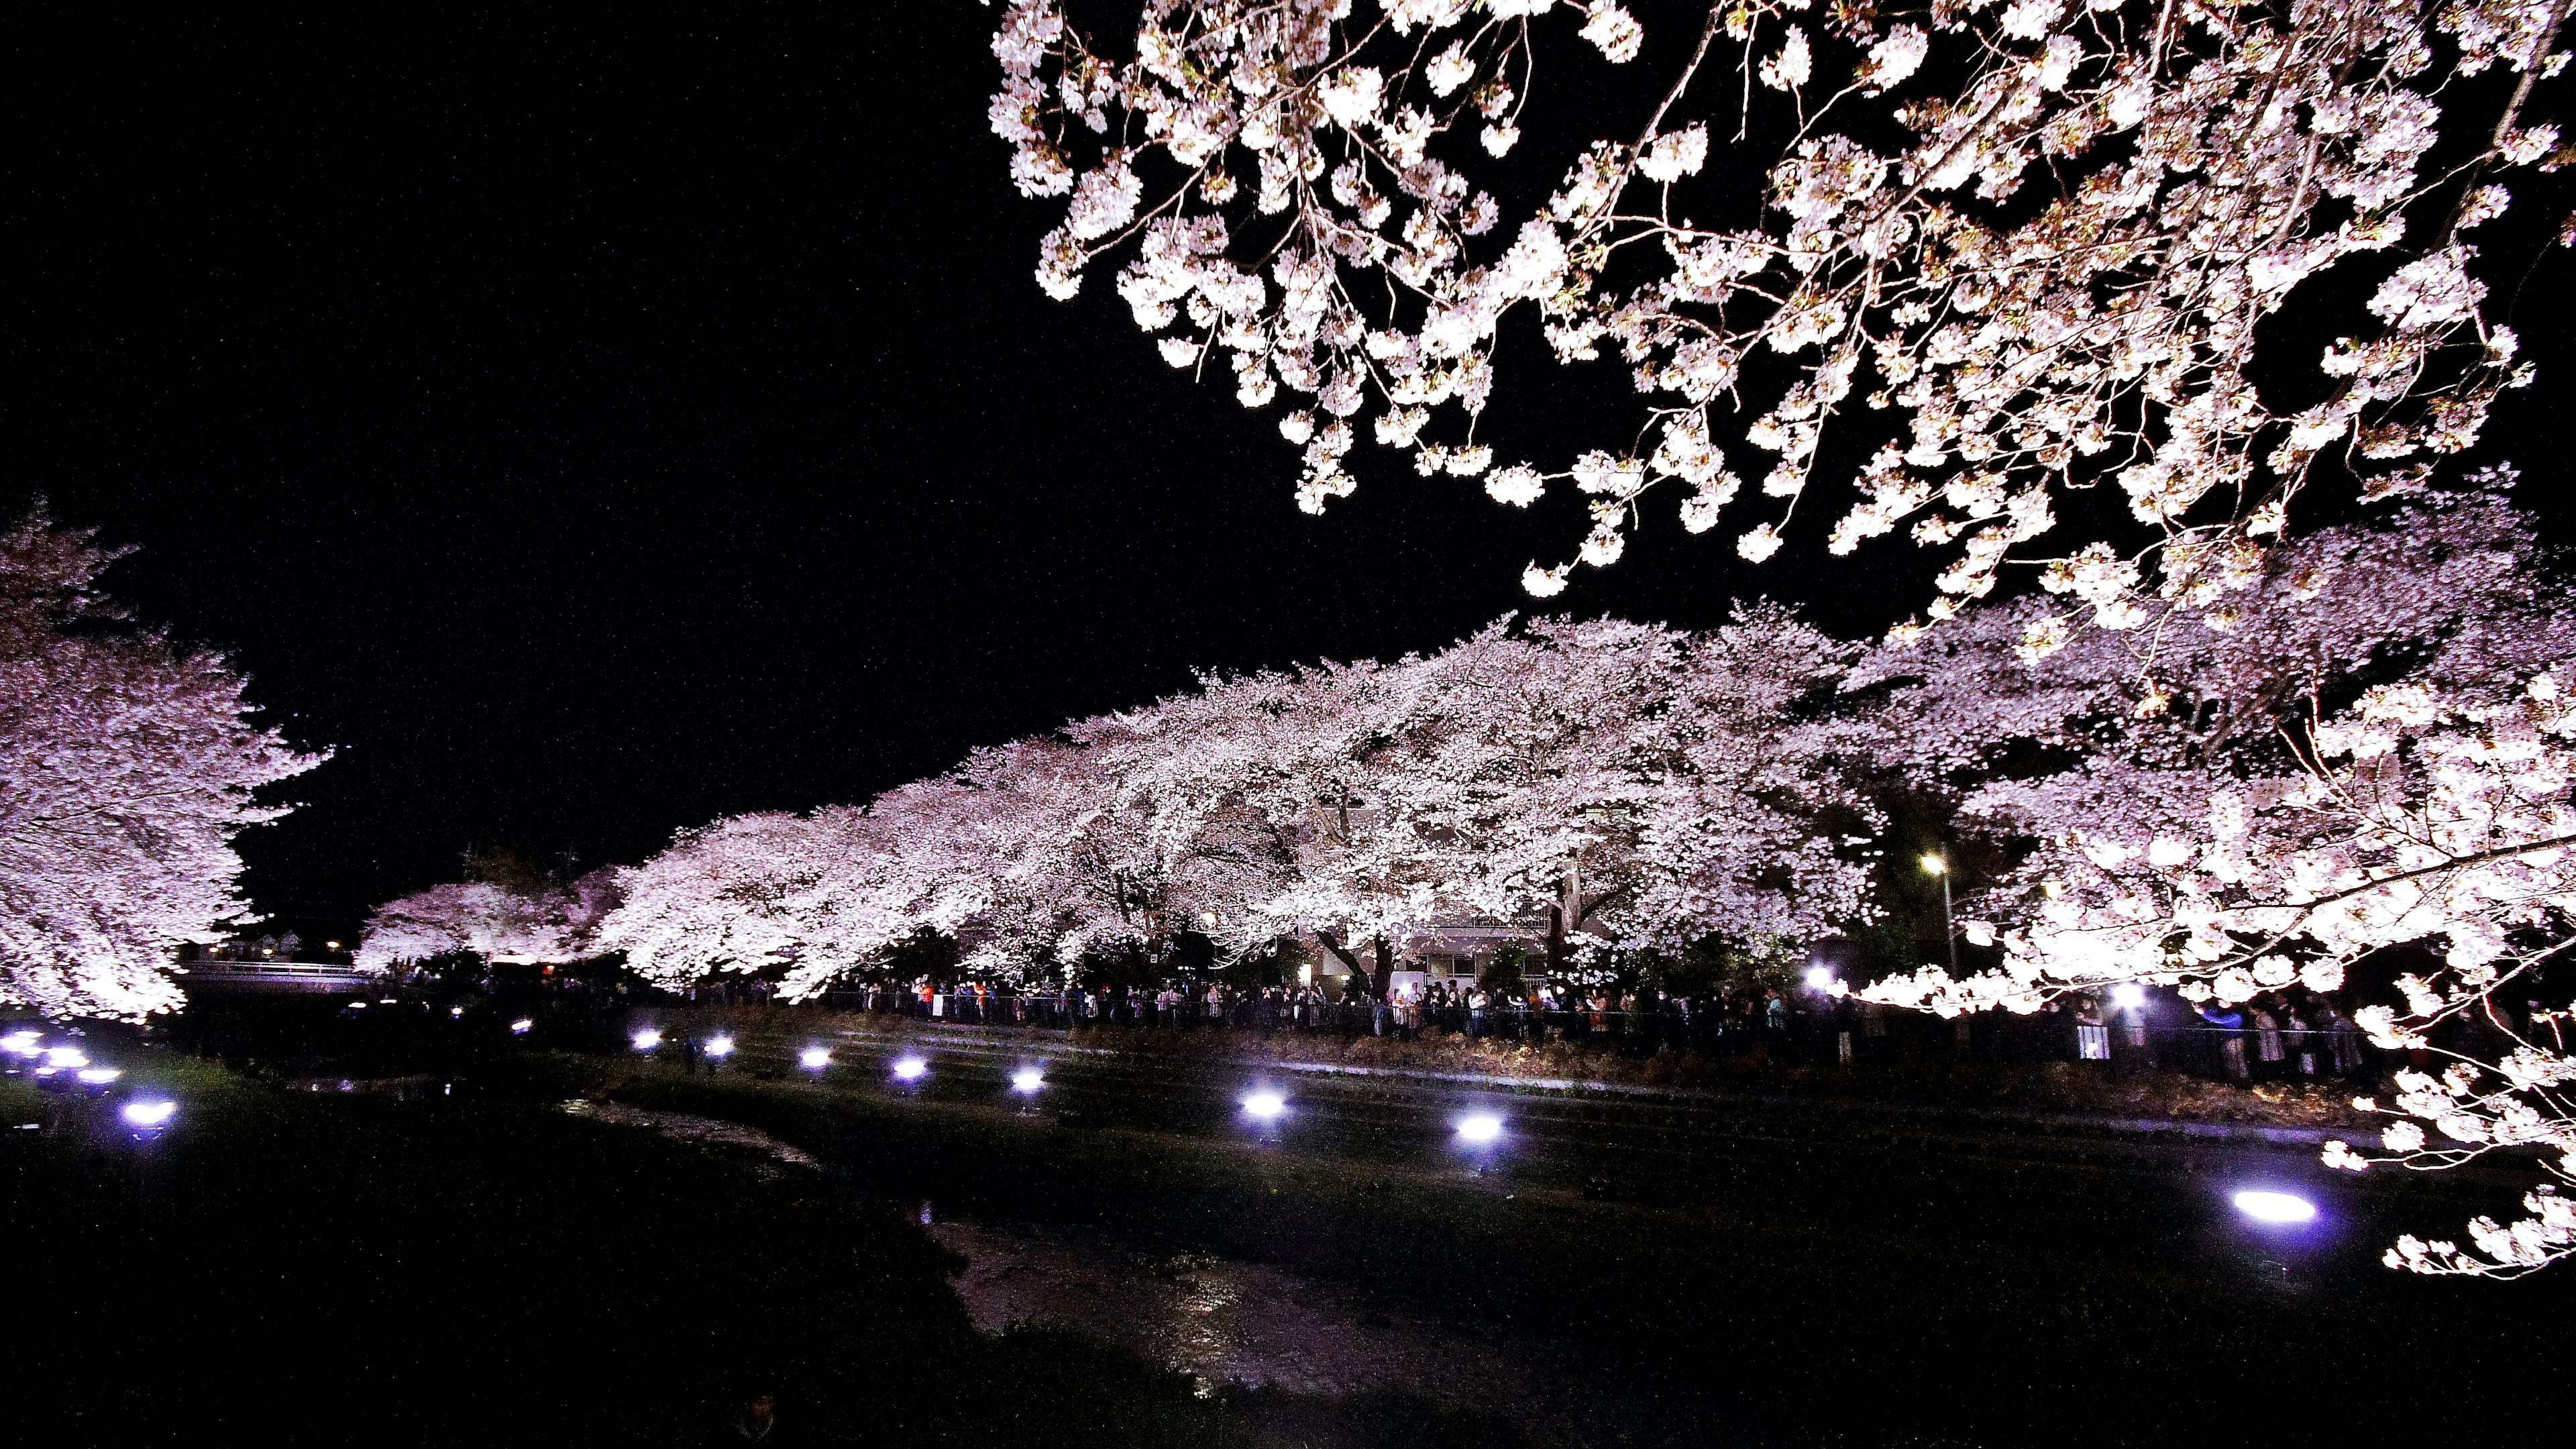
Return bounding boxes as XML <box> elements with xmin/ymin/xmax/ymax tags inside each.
<box><xmin>1313</xmin><ymin>930</ymin><xmax>1366</xmax><ymax>994</ymax></box>
<box><xmin>1371</xmin><ymin>936</ymin><xmax>1395</xmax><ymax>1000</ymax></box>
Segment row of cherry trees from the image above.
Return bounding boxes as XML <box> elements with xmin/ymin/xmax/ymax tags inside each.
<box><xmin>592</xmin><ymin>606</ymin><xmax>1876</xmax><ymax>1000</ymax></box>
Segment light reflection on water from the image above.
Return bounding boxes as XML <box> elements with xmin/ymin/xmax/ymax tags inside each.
<box><xmin>930</xmin><ymin>1216</ymin><xmax>1520</xmax><ymax>1401</ymax></box>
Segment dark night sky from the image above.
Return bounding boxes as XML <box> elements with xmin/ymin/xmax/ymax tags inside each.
<box><xmin>7</xmin><ymin>7</ymin><xmax>2569</xmax><ymax>932</ymax></box>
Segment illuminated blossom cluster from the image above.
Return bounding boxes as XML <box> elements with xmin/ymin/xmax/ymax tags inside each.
<box><xmin>989</xmin><ymin>0</ymin><xmax>2565</xmax><ymax>625</ymax></box>
<box><xmin>356</xmin><ymin>868</ymin><xmax>623</xmax><ymax>971</ymax></box>
<box><xmin>1850</xmin><ymin>481</ymin><xmax>2576</xmax><ymax>1277</ymax></box>
<box><xmin>0</xmin><ymin>510</ymin><xmax>323</xmax><ymax>1019</ymax></box>
<box><xmin>600</xmin><ymin>609</ymin><xmax>1873</xmax><ymax>996</ymax></box>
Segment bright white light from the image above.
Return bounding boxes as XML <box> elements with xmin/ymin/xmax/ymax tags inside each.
<box><xmin>348</xmin><ymin>1002</ymin><xmax>368</xmax><ymax>1010</ymax></box>
<box><xmin>0</xmin><ymin>1030</ymin><xmax>40</xmax><ymax>1055</ymax></box>
<box><xmin>508</xmin><ymin>1018</ymin><xmax>533</xmax><ymax>1035</ymax></box>
<box><xmin>1456</xmin><ymin>1113</ymin><xmax>1504</xmax><ymax>1144</ymax></box>
<box><xmin>891</xmin><ymin>1057</ymin><xmax>927</xmax><ymax>1081</ymax></box>
<box><xmin>449</xmin><ymin>1006</ymin><xmax>466</xmax><ymax>1018</ymax></box>
<box><xmin>1240</xmin><ymin>1090</ymin><xmax>1287</xmax><ymax>1121</ymax></box>
<box><xmin>45</xmin><ymin>1047</ymin><xmax>88</xmax><ymax>1069</ymax></box>
<box><xmin>76</xmin><ymin>1068</ymin><xmax>122</xmax><ymax>1084</ymax></box>
<box><xmin>1011</xmin><ymin>1067</ymin><xmax>1046</xmax><ymax>1093</ymax></box>
<box><xmin>631</xmin><ymin>1028</ymin><xmax>663</xmax><ymax>1050</ymax></box>
<box><xmin>705</xmin><ymin>1035</ymin><xmax>736</xmax><ymax>1059</ymax></box>
<box><xmin>1919</xmin><ymin>853</ymin><xmax>1947</xmax><ymax>875</ymax></box>
<box><xmin>1803</xmin><ymin>967</ymin><xmax>1835</xmax><ymax>990</ymax></box>
<box><xmin>2111</xmin><ymin>983</ymin><xmax>2146</xmax><ymax>1010</ymax></box>
<box><xmin>800</xmin><ymin>1047</ymin><xmax>831</xmax><ymax>1069</ymax></box>
<box><xmin>122</xmin><ymin>1100</ymin><xmax>177</xmax><ymax>1128</ymax></box>
<box><xmin>2233</xmin><ymin>1190</ymin><xmax>2318</xmax><ymax>1224</ymax></box>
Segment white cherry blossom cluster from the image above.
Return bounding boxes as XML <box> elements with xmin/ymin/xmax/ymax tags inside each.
<box><xmin>989</xmin><ymin>0</ymin><xmax>2567</xmax><ymax>629</ymax></box>
<box><xmin>1850</xmin><ymin>482</ymin><xmax>2576</xmax><ymax>1276</ymax></box>
<box><xmin>600</xmin><ymin>608</ymin><xmax>1876</xmax><ymax>996</ymax></box>
<box><xmin>356</xmin><ymin>869</ymin><xmax>623</xmax><ymax>971</ymax></box>
<box><xmin>0</xmin><ymin>510</ymin><xmax>323</xmax><ymax>1020</ymax></box>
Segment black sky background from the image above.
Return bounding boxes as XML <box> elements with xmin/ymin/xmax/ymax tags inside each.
<box><xmin>7</xmin><ymin>6</ymin><xmax>2569</xmax><ymax>933</ymax></box>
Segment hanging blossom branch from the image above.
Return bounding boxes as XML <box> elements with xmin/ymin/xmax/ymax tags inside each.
<box><xmin>987</xmin><ymin>0</ymin><xmax>2569</xmax><ymax>638</ymax></box>
<box><xmin>1863</xmin><ymin>670</ymin><xmax>2576</xmax><ymax>1277</ymax></box>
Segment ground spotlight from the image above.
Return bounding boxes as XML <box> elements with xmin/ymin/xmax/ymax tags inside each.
<box><xmin>122</xmin><ymin>1099</ymin><xmax>178</xmax><ymax>1130</ymax></box>
<box><xmin>1240</xmin><ymin>1089</ymin><xmax>1288</xmax><ymax>1122</ymax></box>
<box><xmin>1455</xmin><ymin>1112</ymin><xmax>1505</xmax><ymax>1145</ymax></box>
<box><xmin>2232</xmin><ymin>1189</ymin><xmax>2318</xmax><ymax>1224</ymax></box>
<box><xmin>800</xmin><ymin>1046</ymin><xmax>831</xmax><ymax>1069</ymax></box>
<box><xmin>2111</xmin><ymin>982</ymin><xmax>2146</xmax><ymax>1010</ymax></box>
<box><xmin>891</xmin><ymin>1056</ymin><xmax>927</xmax><ymax>1083</ymax></box>
<box><xmin>45</xmin><ymin>1046</ymin><xmax>89</xmax><ymax>1069</ymax></box>
<box><xmin>631</xmin><ymin>1028</ymin><xmax>663</xmax><ymax>1050</ymax></box>
<box><xmin>705</xmin><ymin>1034</ymin><xmax>737</xmax><ymax>1059</ymax></box>
<box><xmin>1</xmin><ymin>1030</ymin><xmax>42</xmax><ymax>1057</ymax></box>
<box><xmin>1011</xmin><ymin>1067</ymin><xmax>1046</xmax><ymax>1094</ymax></box>
<box><xmin>508</xmin><ymin>1018</ymin><xmax>533</xmax><ymax>1036</ymax></box>
<box><xmin>449</xmin><ymin>1005</ymin><xmax>466</xmax><ymax>1018</ymax></box>
<box><xmin>76</xmin><ymin>1067</ymin><xmax>122</xmax><ymax>1085</ymax></box>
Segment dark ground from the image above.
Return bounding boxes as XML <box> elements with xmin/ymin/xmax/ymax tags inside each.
<box><xmin>1</xmin><ymin>1053</ymin><xmax>1256</xmax><ymax>1448</ymax></box>
<box><xmin>11</xmin><ymin>996</ymin><xmax>2567</xmax><ymax>1447</ymax></box>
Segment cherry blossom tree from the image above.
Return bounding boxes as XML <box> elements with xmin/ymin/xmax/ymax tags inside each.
<box><xmin>0</xmin><ymin>508</ymin><xmax>323</xmax><ymax>1019</ymax></box>
<box><xmin>989</xmin><ymin>0</ymin><xmax>2565</xmax><ymax>629</ymax></box>
<box><xmin>606</xmin><ymin>608</ymin><xmax>1874</xmax><ymax>996</ymax></box>
<box><xmin>356</xmin><ymin>866</ymin><xmax>623</xmax><ymax>971</ymax></box>
<box><xmin>1849</xmin><ymin>478</ymin><xmax>2576</xmax><ymax>1276</ymax></box>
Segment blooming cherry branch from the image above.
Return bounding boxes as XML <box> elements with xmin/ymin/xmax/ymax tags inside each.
<box><xmin>989</xmin><ymin>0</ymin><xmax>2568</xmax><ymax>633</ymax></box>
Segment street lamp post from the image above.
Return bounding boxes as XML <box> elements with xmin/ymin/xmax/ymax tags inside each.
<box><xmin>1920</xmin><ymin>853</ymin><xmax>1957</xmax><ymax>973</ymax></box>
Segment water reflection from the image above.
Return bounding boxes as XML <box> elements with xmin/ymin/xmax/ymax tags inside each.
<box><xmin>934</xmin><ymin>1217</ymin><xmax>1525</xmax><ymax>1403</ymax></box>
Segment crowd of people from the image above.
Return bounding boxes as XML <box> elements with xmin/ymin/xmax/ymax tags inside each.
<box><xmin>814</xmin><ymin>975</ymin><xmax>2421</xmax><ymax>1084</ymax></box>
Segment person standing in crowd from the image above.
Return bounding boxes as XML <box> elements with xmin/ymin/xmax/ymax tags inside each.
<box><xmin>2252</xmin><ymin>1000</ymin><xmax>2285</xmax><ymax>1077</ymax></box>
<box><xmin>2284</xmin><ymin>1001</ymin><xmax>2316</xmax><ymax>1075</ymax></box>
<box><xmin>2076</xmin><ymin>994</ymin><xmax>2110</xmax><ymax>1062</ymax></box>
<box><xmin>2197</xmin><ymin>1003</ymin><xmax>2249</xmax><ymax>1081</ymax></box>
<box><xmin>2325</xmin><ymin>1002</ymin><xmax>2367</xmax><ymax>1075</ymax></box>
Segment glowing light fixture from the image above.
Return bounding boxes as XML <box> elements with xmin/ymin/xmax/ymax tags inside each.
<box><xmin>508</xmin><ymin>1018</ymin><xmax>533</xmax><ymax>1036</ymax></box>
<box><xmin>1011</xmin><ymin>1067</ymin><xmax>1046</xmax><ymax>1094</ymax></box>
<box><xmin>1803</xmin><ymin>966</ymin><xmax>1835</xmax><ymax>990</ymax></box>
<box><xmin>122</xmin><ymin>1100</ymin><xmax>178</xmax><ymax>1128</ymax></box>
<box><xmin>631</xmin><ymin>1028</ymin><xmax>663</xmax><ymax>1050</ymax></box>
<box><xmin>450</xmin><ymin>1005</ymin><xmax>466</xmax><ymax>1018</ymax></box>
<box><xmin>1</xmin><ymin>1030</ymin><xmax>42</xmax><ymax>1056</ymax></box>
<box><xmin>2232</xmin><ymin>1190</ymin><xmax>2318</xmax><ymax>1224</ymax></box>
<box><xmin>891</xmin><ymin>1057</ymin><xmax>927</xmax><ymax>1081</ymax></box>
<box><xmin>1455</xmin><ymin>1112</ymin><xmax>1504</xmax><ymax>1144</ymax></box>
<box><xmin>704</xmin><ymin>1035</ymin><xmax>736</xmax><ymax>1059</ymax></box>
<box><xmin>2111</xmin><ymin>983</ymin><xmax>2146</xmax><ymax>1010</ymax></box>
<box><xmin>45</xmin><ymin>1047</ymin><xmax>88</xmax><ymax>1069</ymax></box>
<box><xmin>1920</xmin><ymin>853</ymin><xmax>1947</xmax><ymax>875</ymax></box>
<box><xmin>76</xmin><ymin>1068</ymin><xmax>122</xmax><ymax>1084</ymax></box>
<box><xmin>1240</xmin><ymin>1089</ymin><xmax>1287</xmax><ymax>1121</ymax></box>
<box><xmin>800</xmin><ymin>1047</ymin><xmax>831</xmax><ymax>1069</ymax></box>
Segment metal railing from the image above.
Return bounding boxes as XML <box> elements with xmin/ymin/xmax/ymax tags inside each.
<box><xmin>806</xmin><ymin>987</ymin><xmax>2392</xmax><ymax>1081</ymax></box>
